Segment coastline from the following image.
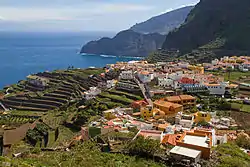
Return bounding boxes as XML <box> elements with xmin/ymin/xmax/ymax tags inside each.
<box><xmin>80</xmin><ymin>52</ymin><xmax>144</xmax><ymax>60</ymax></box>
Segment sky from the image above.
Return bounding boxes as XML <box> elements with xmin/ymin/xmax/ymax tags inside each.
<box><xmin>0</xmin><ymin>0</ymin><xmax>200</xmax><ymax>32</ymax></box>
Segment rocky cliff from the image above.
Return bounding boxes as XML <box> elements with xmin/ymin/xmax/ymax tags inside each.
<box><xmin>81</xmin><ymin>30</ymin><xmax>165</xmax><ymax>57</ymax></box>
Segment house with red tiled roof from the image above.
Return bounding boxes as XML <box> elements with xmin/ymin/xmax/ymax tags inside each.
<box><xmin>161</xmin><ymin>134</ymin><xmax>182</xmax><ymax>146</ymax></box>
<box><xmin>163</xmin><ymin>95</ymin><xmax>196</xmax><ymax>110</ymax></box>
<box><xmin>178</xmin><ymin>77</ymin><xmax>199</xmax><ymax>85</ymax></box>
<box><xmin>131</xmin><ymin>100</ymin><xmax>148</xmax><ymax>109</ymax></box>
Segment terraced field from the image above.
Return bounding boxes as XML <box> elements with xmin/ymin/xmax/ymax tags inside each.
<box><xmin>1</xmin><ymin>69</ymin><xmax>106</xmax><ymax>113</ymax></box>
<box><xmin>116</xmin><ymin>80</ymin><xmax>141</xmax><ymax>94</ymax></box>
<box><xmin>0</xmin><ymin>114</ymin><xmax>39</xmax><ymax>126</ymax></box>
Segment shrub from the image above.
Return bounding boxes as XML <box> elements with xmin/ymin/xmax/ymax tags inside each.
<box><xmin>235</xmin><ymin>134</ymin><xmax>250</xmax><ymax>149</ymax></box>
<box><xmin>126</xmin><ymin>136</ymin><xmax>163</xmax><ymax>158</ymax></box>
<box><xmin>215</xmin><ymin>143</ymin><xmax>250</xmax><ymax>167</ymax></box>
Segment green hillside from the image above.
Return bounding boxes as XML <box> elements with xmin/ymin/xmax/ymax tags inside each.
<box><xmin>163</xmin><ymin>0</ymin><xmax>250</xmax><ymax>53</ymax></box>
<box><xmin>146</xmin><ymin>0</ymin><xmax>250</xmax><ymax>63</ymax></box>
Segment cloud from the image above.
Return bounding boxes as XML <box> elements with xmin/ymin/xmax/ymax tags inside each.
<box><xmin>0</xmin><ymin>3</ymin><xmax>152</xmax><ymax>22</ymax></box>
<box><xmin>102</xmin><ymin>4</ymin><xmax>153</xmax><ymax>13</ymax></box>
<box><xmin>0</xmin><ymin>0</ymin><xmax>199</xmax><ymax>31</ymax></box>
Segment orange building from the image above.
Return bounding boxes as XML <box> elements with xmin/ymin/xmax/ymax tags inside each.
<box><xmin>161</xmin><ymin>134</ymin><xmax>182</xmax><ymax>146</ymax></box>
<box><xmin>164</xmin><ymin>95</ymin><xmax>196</xmax><ymax>110</ymax></box>
<box><xmin>175</xmin><ymin>129</ymin><xmax>212</xmax><ymax>159</ymax></box>
<box><xmin>153</xmin><ymin>100</ymin><xmax>183</xmax><ymax>118</ymax></box>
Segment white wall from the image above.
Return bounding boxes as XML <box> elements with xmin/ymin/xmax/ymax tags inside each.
<box><xmin>206</xmin><ymin>85</ymin><xmax>226</xmax><ymax>95</ymax></box>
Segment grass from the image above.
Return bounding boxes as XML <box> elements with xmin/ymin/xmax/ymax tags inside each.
<box><xmin>99</xmin><ymin>92</ymin><xmax>134</xmax><ymax>105</ymax></box>
<box><xmin>96</xmin><ymin>97</ymin><xmax>125</xmax><ymax>108</ymax></box>
<box><xmin>213</xmin><ymin>143</ymin><xmax>250</xmax><ymax>167</ymax></box>
<box><xmin>9</xmin><ymin>110</ymin><xmax>46</xmax><ymax>117</ymax></box>
<box><xmin>231</xmin><ymin>103</ymin><xmax>250</xmax><ymax>113</ymax></box>
<box><xmin>1</xmin><ymin>142</ymin><xmax>166</xmax><ymax>167</ymax></box>
<box><xmin>242</xmin><ymin>104</ymin><xmax>250</xmax><ymax>113</ymax></box>
<box><xmin>47</xmin><ymin>125</ymin><xmax>76</xmax><ymax>148</ymax></box>
<box><xmin>108</xmin><ymin>89</ymin><xmax>143</xmax><ymax>100</ymax></box>
<box><xmin>223</xmin><ymin>71</ymin><xmax>250</xmax><ymax>81</ymax></box>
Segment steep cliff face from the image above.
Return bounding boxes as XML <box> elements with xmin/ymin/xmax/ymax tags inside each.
<box><xmin>81</xmin><ymin>30</ymin><xmax>165</xmax><ymax>57</ymax></box>
<box><xmin>130</xmin><ymin>6</ymin><xmax>193</xmax><ymax>35</ymax></box>
<box><xmin>162</xmin><ymin>0</ymin><xmax>250</xmax><ymax>54</ymax></box>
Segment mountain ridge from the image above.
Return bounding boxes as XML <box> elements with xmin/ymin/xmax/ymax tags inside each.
<box><xmin>130</xmin><ymin>6</ymin><xmax>194</xmax><ymax>35</ymax></box>
<box><xmin>81</xmin><ymin>6</ymin><xmax>193</xmax><ymax>57</ymax></box>
<box><xmin>81</xmin><ymin>30</ymin><xmax>165</xmax><ymax>57</ymax></box>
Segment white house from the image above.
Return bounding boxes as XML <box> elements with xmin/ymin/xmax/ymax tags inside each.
<box><xmin>204</xmin><ymin>82</ymin><xmax>227</xmax><ymax>95</ymax></box>
<box><xmin>175</xmin><ymin>113</ymin><xmax>194</xmax><ymax>129</ymax></box>
<box><xmin>137</xmin><ymin>71</ymin><xmax>154</xmax><ymax>83</ymax></box>
<box><xmin>158</xmin><ymin>77</ymin><xmax>174</xmax><ymax>88</ymax></box>
<box><xmin>119</xmin><ymin>70</ymin><xmax>134</xmax><ymax>80</ymax></box>
<box><xmin>174</xmin><ymin>80</ymin><xmax>182</xmax><ymax>89</ymax></box>
<box><xmin>215</xmin><ymin>134</ymin><xmax>227</xmax><ymax>145</ymax></box>
<box><xmin>179</xmin><ymin>115</ymin><xmax>194</xmax><ymax>129</ymax></box>
<box><xmin>107</xmin><ymin>80</ymin><xmax>116</xmax><ymax>89</ymax></box>
<box><xmin>168</xmin><ymin>71</ymin><xmax>184</xmax><ymax>81</ymax></box>
<box><xmin>220</xmin><ymin>118</ymin><xmax>231</xmax><ymax>127</ymax></box>
<box><xmin>178</xmin><ymin>62</ymin><xmax>190</xmax><ymax>69</ymax></box>
<box><xmin>212</xmin><ymin>59</ymin><xmax>219</xmax><ymax>65</ymax></box>
<box><xmin>239</xmin><ymin>63</ymin><xmax>250</xmax><ymax>72</ymax></box>
<box><xmin>170</xmin><ymin>146</ymin><xmax>201</xmax><ymax>164</ymax></box>
<box><xmin>83</xmin><ymin>87</ymin><xmax>101</xmax><ymax>100</ymax></box>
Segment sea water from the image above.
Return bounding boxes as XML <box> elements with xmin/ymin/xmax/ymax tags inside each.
<box><xmin>0</xmin><ymin>32</ymin><xmax>141</xmax><ymax>88</ymax></box>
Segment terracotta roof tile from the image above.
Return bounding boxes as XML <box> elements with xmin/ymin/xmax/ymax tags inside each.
<box><xmin>166</xmin><ymin>96</ymin><xmax>181</xmax><ymax>102</ymax></box>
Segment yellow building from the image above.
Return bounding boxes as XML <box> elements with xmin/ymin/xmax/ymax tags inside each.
<box><xmin>193</xmin><ymin>112</ymin><xmax>211</xmax><ymax>123</ymax></box>
<box><xmin>153</xmin><ymin>100</ymin><xmax>183</xmax><ymax>118</ymax></box>
<box><xmin>165</xmin><ymin>95</ymin><xmax>196</xmax><ymax>110</ymax></box>
<box><xmin>188</xmin><ymin>65</ymin><xmax>204</xmax><ymax>74</ymax></box>
<box><xmin>140</xmin><ymin>105</ymin><xmax>154</xmax><ymax>119</ymax></box>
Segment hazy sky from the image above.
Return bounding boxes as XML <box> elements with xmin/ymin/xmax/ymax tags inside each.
<box><xmin>0</xmin><ymin>0</ymin><xmax>199</xmax><ymax>32</ymax></box>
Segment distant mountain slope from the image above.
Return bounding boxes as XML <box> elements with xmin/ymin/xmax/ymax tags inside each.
<box><xmin>81</xmin><ymin>30</ymin><xmax>165</xmax><ymax>57</ymax></box>
<box><xmin>81</xmin><ymin>6</ymin><xmax>194</xmax><ymax>57</ymax></box>
<box><xmin>162</xmin><ymin>0</ymin><xmax>250</xmax><ymax>54</ymax></box>
<box><xmin>130</xmin><ymin>6</ymin><xmax>194</xmax><ymax>35</ymax></box>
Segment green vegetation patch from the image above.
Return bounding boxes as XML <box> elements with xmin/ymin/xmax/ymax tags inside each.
<box><xmin>2</xmin><ymin>142</ymin><xmax>166</xmax><ymax>167</ymax></box>
<box><xmin>108</xmin><ymin>89</ymin><xmax>143</xmax><ymax>100</ymax></box>
<box><xmin>99</xmin><ymin>92</ymin><xmax>133</xmax><ymax>105</ymax></box>
<box><xmin>213</xmin><ymin>143</ymin><xmax>250</xmax><ymax>167</ymax></box>
<box><xmin>224</xmin><ymin>71</ymin><xmax>250</xmax><ymax>81</ymax></box>
<box><xmin>231</xmin><ymin>103</ymin><xmax>250</xmax><ymax>113</ymax></box>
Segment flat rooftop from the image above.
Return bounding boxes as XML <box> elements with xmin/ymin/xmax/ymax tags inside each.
<box><xmin>170</xmin><ymin>146</ymin><xmax>201</xmax><ymax>158</ymax></box>
<box><xmin>183</xmin><ymin>135</ymin><xmax>209</xmax><ymax>147</ymax></box>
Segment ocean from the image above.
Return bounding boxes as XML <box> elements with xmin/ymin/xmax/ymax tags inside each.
<box><xmin>0</xmin><ymin>32</ymin><xmax>141</xmax><ymax>89</ymax></box>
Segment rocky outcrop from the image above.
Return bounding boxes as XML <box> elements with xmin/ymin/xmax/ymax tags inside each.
<box><xmin>81</xmin><ymin>30</ymin><xmax>165</xmax><ymax>57</ymax></box>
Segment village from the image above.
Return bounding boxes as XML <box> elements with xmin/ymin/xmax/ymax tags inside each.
<box><xmin>78</xmin><ymin>56</ymin><xmax>250</xmax><ymax>165</ymax></box>
<box><xmin>0</xmin><ymin>56</ymin><xmax>250</xmax><ymax>166</ymax></box>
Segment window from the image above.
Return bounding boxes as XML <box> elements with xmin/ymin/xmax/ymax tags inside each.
<box><xmin>202</xmin><ymin>114</ymin><xmax>207</xmax><ymax>117</ymax></box>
